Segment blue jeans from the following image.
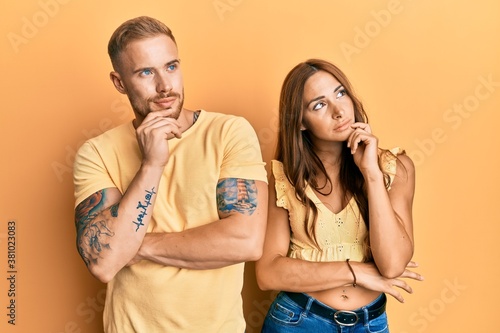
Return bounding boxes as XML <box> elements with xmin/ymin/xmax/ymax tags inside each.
<box><xmin>261</xmin><ymin>292</ymin><xmax>389</xmax><ymax>333</ymax></box>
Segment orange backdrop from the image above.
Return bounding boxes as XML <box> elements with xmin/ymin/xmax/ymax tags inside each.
<box><xmin>1</xmin><ymin>0</ymin><xmax>499</xmax><ymax>332</ymax></box>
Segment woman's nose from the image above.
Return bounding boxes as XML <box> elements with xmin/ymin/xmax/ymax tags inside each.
<box><xmin>331</xmin><ymin>103</ymin><xmax>344</xmax><ymax>119</ymax></box>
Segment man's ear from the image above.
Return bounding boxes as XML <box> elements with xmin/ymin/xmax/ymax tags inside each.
<box><xmin>110</xmin><ymin>71</ymin><xmax>126</xmax><ymax>94</ymax></box>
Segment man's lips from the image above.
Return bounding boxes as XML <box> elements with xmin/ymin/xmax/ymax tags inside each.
<box><xmin>153</xmin><ymin>97</ymin><xmax>176</xmax><ymax>108</ymax></box>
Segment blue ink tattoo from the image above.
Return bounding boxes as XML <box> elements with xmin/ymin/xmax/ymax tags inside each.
<box><xmin>75</xmin><ymin>189</ymin><xmax>116</xmax><ymax>267</ymax></box>
<box><xmin>133</xmin><ymin>187</ymin><xmax>156</xmax><ymax>231</ymax></box>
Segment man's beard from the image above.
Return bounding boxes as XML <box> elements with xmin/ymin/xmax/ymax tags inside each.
<box><xmin>131</xmin><ymin>89</ymin><xmax>184</xmax><ymax>120</ymax></box>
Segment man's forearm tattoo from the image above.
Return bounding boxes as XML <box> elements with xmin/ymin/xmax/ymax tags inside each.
<box><xmin>216</xmin><ymin>178</ymin><xmax>257</xmax><ymax>216</ymax></box>
<box><xmin>75</xmin><ymin>190</ymin><xmax>116</xmax><ymax>267</ymax></box>
<box><xmin>133</xmin><ymin>187</ymin><xmax>156</xmax><ymax>231</ymax></box>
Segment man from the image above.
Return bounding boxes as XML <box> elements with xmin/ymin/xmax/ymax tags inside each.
<box><xmin>73</xmin><ymin>16</ymin><xmax>268</xmax><ymax>332</ymax></box>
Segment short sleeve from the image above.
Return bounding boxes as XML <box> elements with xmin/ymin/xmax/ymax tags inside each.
<box><xmin>73</xmin><ymin>141</ymin><xmax>117</xmax><ymax>207</ymax></box>
<box><xmin>271</xmin><ymin>160</ymin><xmax>290</xmax><ymax>210</ymax></box>
<box><xmin>380</xmin><ymin>147</ymin><xmax>404</xmax><ymax>190</ymax></box>
<box><xmin>218</xmin><ymin>117</ymin><xmax>267</xmax><ymax>183</ymax></box>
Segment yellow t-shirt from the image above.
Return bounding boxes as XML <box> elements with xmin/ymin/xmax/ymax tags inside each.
<box><xmin>272</xmin><ymin>147</ymin><xmax>401</xmax><ymax>263</ymax></box>
<box><xmin>73</xmin><ymin>110</ymin><xmax>267</xmax><ymax>333</ymax></box>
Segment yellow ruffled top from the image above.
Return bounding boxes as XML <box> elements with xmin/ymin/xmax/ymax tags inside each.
<box><xmin>272</xmin><ymin>147</ymin><xmax>402</xmax><ymax>262</ymax></box>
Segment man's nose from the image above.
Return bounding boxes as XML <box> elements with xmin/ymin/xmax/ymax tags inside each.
<box><xmin>156</xmin><ymin>72</ymin><xmax>172</xmax><ymax>93</ymax></box>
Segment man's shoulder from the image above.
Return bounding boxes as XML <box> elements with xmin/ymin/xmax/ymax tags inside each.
<box><xmin>87</xmin><ymin>121</ymin><xmax>133</xmax><ymax>144</ymax></box>
<box><xmin>200</xmin><ymin>110</ymin><xmax>252</xmax><ymax>129</ymax></box>
<box><xmin>78</xmin><ymin>121</ymin><xmax>134</xmax><ymax>153</ymax></box>
<box><xmin>201</xmin><ymin>110</ymin><xmax>242</xmax><ymax>122</ymax></box>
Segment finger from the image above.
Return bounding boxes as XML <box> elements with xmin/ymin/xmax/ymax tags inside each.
<box><xmin>385</xmin><ymin>288</ymin><xmax>405</xmax><ymax>303</ymax></box>
<box><xmin>145</xmin><ymin>109</ymin><xmax>177</xmax><ymax>120</ymax></box>
<box><xmin>166</xmin><ymin>123</ymin><xmax>182</xmax><ymax>138</ymax></box>
<box><xmin>139</xmin><ymin>118</ymin><xmax>182</xmax><ymax>136</ymax></box>
<box><xmin>139</xmin><ymin>116</ymin><xmax>181</xmax><ymax>131</ymax></box>
<box><xmin>148</xmin><ymin>122</ymin><xmax>182</xmax><ymax>139</ymax></box>
<box><xmin>350</xmin><ymin>123</ymin><xmax>371</xmax><ymax>133</ymax></box>
<box><xmin>138</xmin><ymin>112</ymin><xmax>181</xmax><ymax>132</ymax></box>
<box><xmin>392</xmin><ymin>279</ymin><xmax>413</xmax><ymax>295</ymax></box>
<box><xmin>401</xmin><ymin>269</ymin><xmax>425</xmax><ymax>281</ymax></box>
<box><xmin>406</xmin><ymin>261</ymin><xmax>419</xmax><ymax>268</ymax></box>
<box><xmin>348</xmin><ymin>132</ymin><xmax>366</xmax><ymax>154</ymax></box>
<box><xmin>347</xmin><ymin>130</ymin><xmax>360</xmax><ymax>149</ymax></box>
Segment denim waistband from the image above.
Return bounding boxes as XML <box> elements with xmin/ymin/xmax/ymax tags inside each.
<box><xmin>282</xmin><ymin>292</ymin><xmax>386</xmax><ymax>326</ymax></box>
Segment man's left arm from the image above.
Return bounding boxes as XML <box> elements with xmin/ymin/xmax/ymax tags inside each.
<box><xmin>130</xmin><ymin>178</ymin><xmax>268</xmax><ymax>269</ymax></box>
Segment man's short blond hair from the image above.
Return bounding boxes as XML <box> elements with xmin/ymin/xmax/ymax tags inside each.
<box><xmin>108</xmin><ymin>16</ymin><xmax>176</xmax><ymax>70</ymax></box>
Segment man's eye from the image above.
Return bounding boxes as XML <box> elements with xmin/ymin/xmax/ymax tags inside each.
<box><xmin>167</xmin><ymin>64</ymin><xmax>177</xmax><ymax>71</ymax></box>
<box><xmin>142</xmin><ymin>69</ymin><xmax>153</xmax><ymax>76</ymax></box>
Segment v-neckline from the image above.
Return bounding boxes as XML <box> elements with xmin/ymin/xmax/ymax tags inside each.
<box><xmin>305</xmin><ymin>186</ymin><xmax>355</xmax><ymax>216</ymax></box>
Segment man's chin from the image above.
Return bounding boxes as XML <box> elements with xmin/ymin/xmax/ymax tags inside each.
<box><xmin>150</xmin><ymin>107</ymin><xmax>180</xmax><ymax>117</ymax></box>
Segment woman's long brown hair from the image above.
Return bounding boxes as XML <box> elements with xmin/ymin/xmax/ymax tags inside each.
<box><xmin>275</xmin><ymin>59</ymin><xmax>394</xmax><ymax>261</ymax></box>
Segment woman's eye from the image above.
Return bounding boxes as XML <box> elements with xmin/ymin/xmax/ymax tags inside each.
<box><xmin>313</xmin><ymin>102</ymin><xmax>325</xmax><ymax>111</ymax></box>
<box><xmin>336</xmin><ymin>89</ymin><xmax>347</xmax><ymax>98</ymax></box>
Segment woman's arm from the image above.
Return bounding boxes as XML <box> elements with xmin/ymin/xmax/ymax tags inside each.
<box><xmin>255</xmin><ymin>176</ymin><xmax>355</xmax><ymax>292</ymax></box>
<box><xmin>255</xmin><ymin>175</ymin><xmax>420</xmax><ymax>302</ymax></box>
<box><xmin>365</xmin><ymin>153</ymin><xmax>415</xmax><ymax>278</ymax></box>
<box><xmin>349</xmin><ymin>123</ymin><xmax>416</xmax><ymax>278</ymax></box>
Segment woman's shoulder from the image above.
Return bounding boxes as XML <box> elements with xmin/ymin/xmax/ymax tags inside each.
<box><xmin>379</xmin><ymin>147</ymin><xmax>414</xmax><ymax>189</ymax></box>
<box><xmin>271</xmin><ymin>160</ymin><xmax>285</xmax><ymax>177</ymax></box>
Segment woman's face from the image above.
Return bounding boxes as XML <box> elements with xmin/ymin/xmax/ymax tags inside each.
<box><xmin>301</xmin><ymin>70</ymin><xmax>355</xmax><ymax>145</ymax></box>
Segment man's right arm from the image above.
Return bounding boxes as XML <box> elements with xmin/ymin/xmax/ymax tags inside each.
<box><xmin>75</xmin><ymin>164</ymin><xmax>164</xmax><ymax>283</ymax></box>
<box><xmin>74</xmin><ymin>110</ymin><xmax>182</xmax><ymax>283</ymax></box>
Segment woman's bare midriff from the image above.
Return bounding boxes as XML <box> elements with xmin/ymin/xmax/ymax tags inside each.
<box><xmin>308</xmin><ymin>286</ymin><xmax>382</xmax><ymax>310</ymax></box>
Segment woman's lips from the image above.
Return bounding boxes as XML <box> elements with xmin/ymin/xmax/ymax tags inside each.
<box><xmin>334</xmin><ymin>120</ymin><xmax>351</xmax><ymax>131</ymax></box>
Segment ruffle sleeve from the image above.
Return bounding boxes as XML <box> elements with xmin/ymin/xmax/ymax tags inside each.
<box><xmin>380</xmin><ymin>147</ymin><xmax>404</xmax><ymax>190</ymax></box>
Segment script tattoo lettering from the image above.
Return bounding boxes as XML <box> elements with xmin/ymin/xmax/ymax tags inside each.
<box><xmin>216</xmin><ymin>178</ymin><xmax>257</xmax><ymax>216</ymax></box>
<box><xmin>133</xmin><ymin>187</ymin><xmax>156</xmax><ymax>231</ymax></box>
<box><xmin>75</xmin><ymin>189</ymin><xmax>116</xmax><ymax>267</ymax></box>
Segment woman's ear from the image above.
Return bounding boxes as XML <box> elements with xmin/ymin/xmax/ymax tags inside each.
<box><xmin>110</xmin><ymin>71</ymin><xmax>126</xmax><ymax>94</ymax></box>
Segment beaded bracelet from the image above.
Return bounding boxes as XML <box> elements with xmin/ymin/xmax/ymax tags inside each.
<box><xmin>346</xmin><ymin>259</ymin><xmax>357</xmax><ymax>287</ymax></box>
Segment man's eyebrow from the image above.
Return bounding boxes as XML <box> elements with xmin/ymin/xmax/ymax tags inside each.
<box><xmin>306</xmin><ymin>85</ymin><xmax>344</xmax><ymax>107</ymax></box>
<box><xmin>133</xmin><ymin>59</ymin><xmax>180</xmax><ymax>74</ymax></box>
<box><xmin>166</xmin><ymin>59</ymin><xmax>180</xmax><ymax>66</ymax></box>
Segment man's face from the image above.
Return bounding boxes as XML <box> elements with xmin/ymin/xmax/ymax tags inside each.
<box><xmin>111</xmin><ymin>35</ymin><xmax>184</xmax><ymax>122</ymax></box>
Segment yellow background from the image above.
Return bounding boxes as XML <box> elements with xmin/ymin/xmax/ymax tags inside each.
<box><xmin>1</xmin><ymin>0</ymin><xmax>499</xmax><ymax>332</ymax></box>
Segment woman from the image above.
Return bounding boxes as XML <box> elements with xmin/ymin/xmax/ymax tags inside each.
<box><xmin>255</xmin><ymin>59</ymin><xmax>423</xmax><ymax>332</ymax></box>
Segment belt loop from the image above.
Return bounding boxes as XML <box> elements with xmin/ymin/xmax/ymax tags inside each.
<box><xmin>303</xmin><ymin>294</ymin><xmax>314</xmax><ymax>317</ymax></box>
<box><xmin>362</xmin><ymin>304</ymin><xmax>370</xmax><ymax>324</ymax></box>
